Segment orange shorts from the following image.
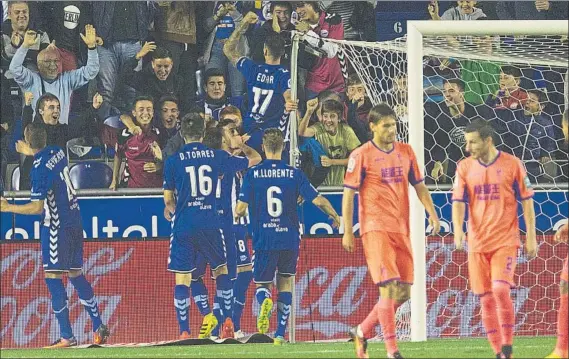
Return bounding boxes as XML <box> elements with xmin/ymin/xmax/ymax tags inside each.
<box><xmin>361</xmin><ymin>231</ymin><xmax>413</xmax><ymax>286</ymax></box>
<box><xmin>468</xmin><ymin>246</ymin><xmax>518</xmax><ymax>295</ymax></box>
<box><xmin>561</xmin><ymin>257</ymin><xmax>568</xmax><ymax>283</ymax></box>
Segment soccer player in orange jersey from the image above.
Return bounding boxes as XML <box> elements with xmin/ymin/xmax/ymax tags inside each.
<box><xmin>546</xmin><ymin>110</ymin><xmax>568</xmax><ymax>359</ymax></box>
<box><xmin>342</xmin><ymin>104</ymin><xmax>441</xmax><ymax>359</ymax></box>
<box><xmin>452</xmin><ymin>119</ymin><xmax>538</xmax><ymax>359</ymax></box>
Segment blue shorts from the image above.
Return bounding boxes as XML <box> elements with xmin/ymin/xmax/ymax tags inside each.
<box><xmin>41</xmin><ymin>226</ymin><xmax>84</xmax><ymax>272</ymax></box>
<box><xmin>193</xmin><ymin>224</ymin><xmax>252</xmax><ymax>281</ymax></box>
<box><xmin>252</xmin><ymin>249</ymin><xmax>299</xmax><ymax>284</ymax></box>
<box><xmin>168</xmin><ymin>229</ymin><xmax>228</xmax><ymax>274</ymax></box>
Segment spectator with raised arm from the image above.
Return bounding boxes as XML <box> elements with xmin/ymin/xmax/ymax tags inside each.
<box><xmin>428</xmin><ymin>1</ymin><xmax>487</xmax><ymax>20</ymax></box>
<box><xmin>294</xmin><ymin>1</ymin><xmax>345</xmax><ymax>99</ymax></box>
<box><xmin>299</xmin><ymin>99</ymin><xmax>360</xmax><ymax>186</ymax></box>
<box><xmin>319</xmin><ymin>1</ymin><xmax>376</xmax><ymax>41</ymax></box>
<box><xmin>110</xmin><ymin>96</ymin><xmax>167</xmax><ymax>190</ymax></box>
<box><xmin>346</xmin><ymin>73</ymin><xmax>372</xmax><ymax>143</ymax></box>
<box><xmin>9</xmin><ymin>25</ymin><xmax>99</xmax><ymax>126</ymax></box>
<box><xmin>250</xmin><ymin>2</ymin><xmax>294</xmax><ymax>68</ymax></box>
<box><xmin>203</xmin><ymin>1</ymin><xmax>247</xmax><ymax>97</ymax></box>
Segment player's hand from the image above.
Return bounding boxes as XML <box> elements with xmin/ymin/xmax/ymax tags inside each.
<box><xmin>297</xmin><ymin>195</ymin><xmax>304</xmax><ymax>205</ymax></box>
<box><xmin>285</xmin><ymin>99</ymin><xmax>299</xmax><ymax>113</ymax></box>
<box><xmin>554</xmin><ymin>223</ymin><xmax>568</xmax><ymax>243</ymax></box>
<box><xmin>320</xmin><ymin>156</ymin><xmax>332</xmax><ymax>167</ymax></box>
<box><xmin>330</xmin><ymin>215</ymin><xmax>341</xmax><ymax>229</ymax></box>
<box><xmin>431</xmin><ymin>161</ymin><xmax>445</xmax><ymax>181</ymax></box>
<box><xmin>80</xmin><ymin>24</ymin><xmax>98</xmax><ymax>48</ymax></box>
<box><xmin>525</xmin><ymin>232</ymin><xmax>538</xmax><ymax>259</ymax></box>
<box><xmin>243</xmin><ymin>12</ymin><xmax>259</xmax><ymax>25</ymax></box>
<box><xmin>429</xmin><ymin>215</ymin><xmax>441</xmax><ymax>236</ymax></box>
<box><xmin>295</xmin><ymin>21</ymin><xmax>310</xmax><ymax>34</ymax></box>
<box><xmin>306</xmin><ymin>98</ymin><xmax>319</xmax><ymax>114</ymax></box>
<box><xmin>342</xmin><ymin>232</ymin><xmax>355</xmax><ymax>253</ymax></box>
<box><xmin>535</xmin><ymin>0</ymin><xmax>550</xmax><ymax>11</ymax></box>
<box><xmin>92</xmin><ymin>92</ymin><xmax>103</xmax><ymax>109</ymax></box>
<box><xmin>15</xmin><ymin>140</ymin><xmax>34</xmax><ymax>156</ymax></box>
<box><xmin>24</xmin><ymin>92</ymin><xmax>34</xmax><ymax>106</ymax></box>
<box><xmin>454</xmin><ymin>230</ymin><xmax>465</xmax><ymax>251</ymax></box>
<box><xmin>22</xmin><ymin>30</ymin><xmax>38</xmax><ymax>48</ymax></box>
<box><xmin>0</xmin><ymin>197</ymin><xmax>10</xmax><ymax>213</ymax></box>
<box><xmin>129</xmin><ymin>125</ymin><xmax>142</xmax><ymax>136</ymax></box>
<box><xmin>109</xmin><ymin>180</ymin><xmax>117</xmax><ymax>191</ymax></box>
<box><xmin>150</xmin><ymin>142</ymin><xmax>163</xmax><ymax>161</ymax></box>
<box><xmin>136</xmin><ymin>41</ymin><xmax>156</xmax><ymax>60</ymax></box>
<box><xmin>164</xmin><ymin>206</ymin><xmax>174</xmax><ymax>222</ymax></box>
<box><xmin>143</xmin><ymin>162</ymin><xmax>158</xmax><ymax>173</ymax></box>
<box><xmin>225</xmin><ymin>3</ymin><xmax>237</xmax><ymax>13</ymax></box>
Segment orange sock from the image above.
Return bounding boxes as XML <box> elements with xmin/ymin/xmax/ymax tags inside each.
<box><xmin>556</xmin><ymin>294</ymin><xmax>568</xmax><ymax>354</ymax></box>
<box><xmin>494</xmin><ymin>281</ymin><xmax>515</xmax><ymax>346</ymax></box>
<box><xmin>361</xmin><ymin>302</ymin><xmax>380</xmax><ymax>338</ymax></box>
<box><xmin>378</xmin><ymin>297</ymin><xmax>398</xmax><ymax>355</ymax></box>
<box><xmin>480</xmin><ymin>293</ymin><xmax>502</xmax><ymax>355</ymax></box>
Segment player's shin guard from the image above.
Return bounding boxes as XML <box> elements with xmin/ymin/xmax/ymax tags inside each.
<box><xmin>70</xmin><ymin>275</ymin><xmax>103</xmax><ymax>332</ymax></box>
<box><xmin>216</xmin><ymin>274</ymin><xmax>234</xmax><ymax>320</ymax></box>
<box><xmin>256</xmin><ymin>286</ymin><xmax>272</xmax><ymax>305</ymax></box>
<box><xmin>45</xmin><ymin>278</ymin><xmax>74</xmax><ymax>339</ymax></box>
<box><xmin>174</xmin><ymin>285</ymin><xmax>190</xmax><ymax>335</ymax></box>
<box><xmin>480</xmin><ymin>293</ymin><xmax>502</xmax><ymax>355</ymax></box>
<box><xmin>191</xmin><ymin>278</ymin><xmax>211</xmax><ymax>316</ymax></box>
<box><xmin>377</xmin><ymin>297</ymin><xmax>398</xmax><ymax>355</ymax></box>
<box><xmin>493</xmin><ymin>282</ymin><xmax>515</xmax><ymax>347</ymax></box>
<box><xmin>275</xmin><ymin>291</ymin><xmax>292</xmax><ymax>338</ymax></box>
<box><xmin>556</xmin><ymin>293</ymin><xmax>568</xmax><ymax>355</ymax></box>
<box><xmin>233</xmin><ymin>270</ymin><xmax>252</xmax><ymax>332</ymax></box>
<box><xmin>361</xmin><ymin>302</ymin><xmax>380</xmax><ymax>338</ymax></box>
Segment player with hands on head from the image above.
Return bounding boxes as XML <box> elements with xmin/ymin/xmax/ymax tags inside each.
<box><xmin>234</xmin><ymin>128</ymin><xmax>340</xmax><ymax>345</ymax></box>
<box><xmin>452</xmin><ymin>118</ymin><xmax>537</xmax><ymax>359</ymax></box>
<box><xmin>342</xmin><ymin>103</ymin><xmax>440</xmax><ymax>359</ymax></box>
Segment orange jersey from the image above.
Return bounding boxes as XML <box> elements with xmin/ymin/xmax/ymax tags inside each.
<box><xmin>452</xmin><ymin>151</ymin><xmax>534</xmax><ymax>253</ymax></box>
<box><xmin>344</xmin><ymin>141</ymin><xmax>423</xmax><ymax>236</ymax></box>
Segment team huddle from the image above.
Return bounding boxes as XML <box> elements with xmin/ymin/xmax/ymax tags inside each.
<box><xmin>0</xmin><ymin>23</ymin><xmax>568</xmax><ymax>357</ymax></box>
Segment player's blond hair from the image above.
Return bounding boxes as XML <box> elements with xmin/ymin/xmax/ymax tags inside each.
<box><xmin>262</xmin><ymin>128</ymin><xmax>284</xmax><ymax>154</ymax></box>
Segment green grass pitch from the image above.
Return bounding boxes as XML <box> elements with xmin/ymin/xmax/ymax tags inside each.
<box><xmin>0</xmin><ymin>337</ymin><xmax>555</xmax><ymax>358</ymax></box>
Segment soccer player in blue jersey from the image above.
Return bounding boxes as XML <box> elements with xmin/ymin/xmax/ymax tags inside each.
<box><xmin>0</xmin><ymin>123</ymin><xmax>109</xmax><ymax>348</ymax></box>
<box><xmin>189</xmin><ymin>121</ymin><xmax>261</xmax><ymax>339</ymax></box>
<box><xmin>223</xmin><ymin>11</ymin><xmax>298</xmax><ymax>157</ymax></box>
<box><xmin>164</xmin><ymin>113</ymin><xmax>258</xmax><ymax>339</ymax></box>
<box><xmin>234</xmin><ymin>128</ymin><xmax>341</xmax><ymax>345</ymax></box>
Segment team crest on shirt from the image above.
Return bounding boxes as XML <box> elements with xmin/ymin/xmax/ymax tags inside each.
<box><xmin>347</xmin><ymin>157</ymin><xmax>356</xmax><ymax>173</ymax></box>
<box><xmin>321</xmin><ymin>29</ymin><xmax>329</xmax><ymax>38</ymax></box>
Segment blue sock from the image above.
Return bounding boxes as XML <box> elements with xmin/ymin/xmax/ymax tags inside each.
<box><xmin>45</xmin><ymin>278</ymin><xmax>74</xmax><ymax>339</ymax></box>
<box><xmin>232</xmin><ymin>270</ymin><xmax>252</xmax><ymax>331</ymax></box>
<box><xmin>256</xmin><ymin>286</ymin><xmax>271</xmax><ymax>307</ymax></box>
<box><xmin>190</xmin><ymin>278</ymin><xmax>211</xmax><ymax>316</ymax></box>
<box><xmin>212</xmin><ymin>297</ymin><xmax>222</xmax><ymax>337</ymax></box>
<box><xmin>216</xmin><ymin>274</ymin><xmax>234</xmax><ymax>321</ymax></box>
<box><xmin>275</xmin><ymin>291</ymin><xmax>292</xmax><ymax>338</ymax></box>
<box><xmin>174</xmin><ymin>285</ymin><xmax>190</xmax><ymax>334</ymax></box>
<box><xmin>70</xmin><ymin>275</ymin><xmax>103</xmax><ymax>332</ymax></box>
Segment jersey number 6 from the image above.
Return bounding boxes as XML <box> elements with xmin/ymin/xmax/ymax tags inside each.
<box><xmin>267</xmin><ymin>186</ymin><xmax>283</xmax><ymax>217</ymax></box>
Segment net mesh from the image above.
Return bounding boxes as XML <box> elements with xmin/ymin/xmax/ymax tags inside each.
<box><xmin>323</xmin><ymin>33</ymin><xmax>568</xmax><ymax>340</ymax></box>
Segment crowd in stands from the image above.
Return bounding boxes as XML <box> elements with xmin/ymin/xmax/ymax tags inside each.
<box><xmin>0</xmin><ymin>1</ymin><xmax>568</xmax><ymax>192</ymax></box>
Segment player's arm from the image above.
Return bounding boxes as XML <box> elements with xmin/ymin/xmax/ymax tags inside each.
<box><xmin>521</xmin><ymin>198</ymin><xmax>537</xmax><ymax>258</ymax></box>
<box><xmin>163</xmin><ymin>190</ymin><xmax>176</xmax><ymax>221</ymax></box>
<box><xmin>312</xmin><ymin>195</ymin><xmax>341</xmax><ymax>228</ymax></box>
<box><xmin>413</xmin><ymin>182</ymin><xmax>441</xmax><ymax>235</ymax></box>
<box><xmin>119</xmin><ymin>114</ymin><xmax>142</xmax><ymax>135</ymax></box>
<box><xmin>0</xmin><ymin>198</ymin><xmax>43</xmax><ymax>215</ymax></box>
<box><xmin>238</xmin><ymin>140</ymin><xmax>262</xmax><ymax>167</ymax></box>
<box><xmin>110</xmin><ymin>146</ymin><xmax>122</xmax><ymax>190</ymax></box>
<box><xmin>341</xmin><ymin>187</ymin><xmax>356</xmax><ymax>252</ymax></box>
<box><xmin>298</xmin><ymin>99</ymin><xmax>318</xmax><ymax>138</ymax></box>
<box><xmin>223</xmin><ymin>12</ymin><xmax>258</xmax><ymax>66</ymax></box>
<box><xmin>452</xmin><ymin>201</ymin><xmax>466</xmax><ymax>250</ymax></box>
<box><xmin>234</xmin><ymin>200</ymin><xmax>249</xmax><ymax>219</ymax></box>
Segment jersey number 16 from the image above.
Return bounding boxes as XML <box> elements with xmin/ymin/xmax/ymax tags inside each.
<box><xmin>186</xmin><ymin>165</ymin><xmax>213</xmax><ymax>196</ymax></box>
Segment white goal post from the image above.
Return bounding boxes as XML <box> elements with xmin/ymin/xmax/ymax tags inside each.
<box><xmin>288</xmin><ymin>20</ymin><xmax>568</xmax><ymax>344</ymax></box>
<box><xmin>407</xmin><ymin>20</ymin><xmax>568</xmax><ymax>342</ymax></box>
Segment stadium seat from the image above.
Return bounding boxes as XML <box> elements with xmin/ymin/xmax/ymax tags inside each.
<box><xmin>66</xmin><ymin>138</ymin><xmax>104</xmax><ymax>161</ymax></box>
<box><xmin>11</xmin><ymin>166</ymin><xmax>20</xmax><ymax>191</ymax></box>
<box><xmin>69</xmin><ymin>162</ymin><xmax>113</xmax><ymax>189</ymax></box>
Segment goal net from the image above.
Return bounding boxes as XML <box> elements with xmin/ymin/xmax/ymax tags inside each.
<box><xmin>312</xmin><ymin>22</ymin><xmax>568</xmax><ymax>341</ymax></box>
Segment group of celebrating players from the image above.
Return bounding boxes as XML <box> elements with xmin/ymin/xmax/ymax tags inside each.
<box><xmin>1</xmin><ymin>10</ymin><xmax>568</xmax><ymax>359</ymax></box>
